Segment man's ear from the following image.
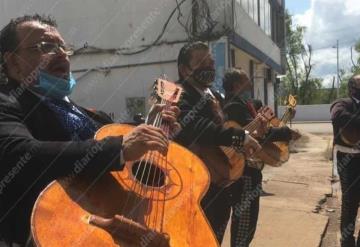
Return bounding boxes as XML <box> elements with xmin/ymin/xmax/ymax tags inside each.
<box><xmin>178</xmin><ymin>64</ymin><xmax>189</xmax><ymax>80</ymax></box>
<box><xmin>4</xmin><ymin>52</ymin><xmax>20</xmax><ymax>76</ymax></box>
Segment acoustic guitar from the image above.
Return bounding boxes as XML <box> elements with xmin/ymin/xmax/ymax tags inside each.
<box><xmin>269</xmin><ymin>94</ymin><xmax>298</xmax><ymax>166</ymax></box>
<box><xmin>224</xmin><ymin>106</ymin><xmax>283</xmax><ymax>167</ymax></box>
<box><xmin>192</xmin><ymin>106</ymin><xmax>275</xmax><ymax>187</ymax></box>
<box><xmin>31</xmin><ymin>79</ymin><xmax>219</xmax><ymax>247</ymax></box>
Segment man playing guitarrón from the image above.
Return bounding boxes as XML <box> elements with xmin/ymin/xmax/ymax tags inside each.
<box><xmin>0</xmin><ymin>14</ymin><xmax>179</xmax><ymax>246</ymax></box>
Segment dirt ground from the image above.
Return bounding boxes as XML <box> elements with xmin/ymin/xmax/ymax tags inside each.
<box><xmin>222</xmin><ymin>124</ymin><xmax>349</xmax><ymax>247</ymax></box>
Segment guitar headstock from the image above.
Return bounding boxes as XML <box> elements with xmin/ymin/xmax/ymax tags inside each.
<box><xmin>258</xmin><ymin>106</ymin><xmax>275</xmax><ymax>121</ymax></box>
<box><xmin>287</xmin><ymin>94</ymin><xmax>297</xmax><ymax>109</ymax></box>
<box><xmin>152</xmin><ymin>78</ymin><xmax>183</xmax><ymax>104</ymax></box>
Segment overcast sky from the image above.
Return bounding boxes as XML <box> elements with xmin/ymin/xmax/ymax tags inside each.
<box><xmin>286</xmin><ymin>0</ymin><xmax>360</xmax><ymax>87</ymax></box>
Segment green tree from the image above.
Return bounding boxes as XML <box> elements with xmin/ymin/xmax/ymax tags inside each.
<box><xmin>351</xmin><ymin>39</ymin><xmax>360</xmax><ymax>74</ymax></box>
<box><xmin>280</xmin><ymin>11</ymin><xmax>324</xmax><ymax>105</ymax></box>
<box><xmin>334</xmin><ymin>40</ymin><xmax>360</xmax><ymax>101</ymax></box>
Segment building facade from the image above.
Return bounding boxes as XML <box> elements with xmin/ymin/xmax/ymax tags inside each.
<box><xmin>0</xmin><ymin>0</ymin><xmax>285</xmax><ymax>120</ymax></box>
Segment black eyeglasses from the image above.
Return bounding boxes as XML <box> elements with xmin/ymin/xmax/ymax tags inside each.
<box><xmin>22</xmin><ymin>42</ymin><xmax>74</xmax><ymax>56</ymax></box>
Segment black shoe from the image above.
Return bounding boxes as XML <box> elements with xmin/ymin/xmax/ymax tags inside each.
<box><xmin>341</xmin><ymin>236</ymin><xmax>355</xmax><ymax>247</ymax></box>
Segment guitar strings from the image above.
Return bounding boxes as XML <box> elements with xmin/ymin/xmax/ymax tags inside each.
<box><xmin>119</xmin><ymin>104</ymin><xmax>162</xmax><ymax>217</ymax></box>
<box><xmin>145</xmin><ymin>97</ymin><xmax>172</xmax><ymax>232</ymax></box>
<box><xmin>144</xmin><ymin>98</ymin><xmax>166</xmax><ymax>231</ymax></box>
<box><xmin>134</xmin><ymin>97</ymin><xmax>173</xmax><ymax>232</ymax></box>
<box><xmin>119</xmin><ymin>102</ymin><xmax>163</xmax><ymax>230</ymax></box>
<box><xmin>221</xmin><ymin>115</ymin><xmax>262</xmax><ymax>157</ymax></box>
<box><xmin>137</xmin><ymin>105</ymin><xmax>165</xmax><ymax>228</ymax></box>
<box><xmin>107</xmin><ymin>82</ymin><xmax>177</xmax><ymax>238</ymax></box>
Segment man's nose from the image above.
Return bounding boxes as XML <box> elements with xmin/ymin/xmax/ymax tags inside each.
<box><xmin>207</xmin><ymin>56</ymin><xmax>215</xmax><ymax>67</ymax></box>
<box><xmin>55</xmin><ymin>46</ymin><xmax>68</xmax><ymax>57</ymax></box>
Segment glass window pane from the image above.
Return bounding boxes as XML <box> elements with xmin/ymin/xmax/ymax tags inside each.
<box><xmin>254</xmin><ymin>0</ymin><xmax>258</xmax><ymax>24</ymax></box>
<box><xmin>260</xmin><ymin>0</ymin><xmax>265</xmax><ymax>30</ymax></box>
<box><xmin>266</xmin><ymin>1</ymin><xmax>271</xmax><ymax>36</ymax></box>
<box><xmin>241</xmin><ymin>0</ymin><xmax>246</xmax><ymax>13</ymax></box>
<box><xmin>249</xmin><ymin>0</ymin><xmax>254</xmax><ymax>19</ymax></box>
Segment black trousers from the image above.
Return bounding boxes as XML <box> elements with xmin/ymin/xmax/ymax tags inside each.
<box><xmin>201</xmin><ymin>166</ymin><xmax>262</xmax><ymax>247</ymax></box>
<box><xmin>337</xmin><ymin>152</ymin><xmax>360</xmax><ymax>247</ymax></box>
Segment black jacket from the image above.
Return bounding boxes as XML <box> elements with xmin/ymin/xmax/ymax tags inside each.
<box><xmin>174</xmin><ymin>80</ymin><xmax>245</xmax><ymax>148</ymax></box>
<box><xmin>331</xmin><ymin>97</ymin><xmax>360</xmax><ymax>146</ymax></box>
<box><xmin>223</xmin><ymin>95</ymin><xmax>292</xmax><ymax>143</ymax></box>
<box><xmin>0</xmin><ymin>81</ymin><xmax>124</xmax><ymax>244</ymax></box>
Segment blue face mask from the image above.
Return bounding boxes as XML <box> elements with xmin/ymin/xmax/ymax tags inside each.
<box><xmin>33</xmin><ymin>70</ymin><xmax>77</xmax><ymax>99</ymax></box>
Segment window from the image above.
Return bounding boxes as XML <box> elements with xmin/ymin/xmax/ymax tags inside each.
<box><xmin>254</xmin><ymin>0</ymin><xmax>259</xmax><ymax>25</ymax></box>
<box><xmin>239</xmin><ymin>0</ymin><xmax>272</xmax><ymax>37</ymax></box>
<box><xmin>260</xmin><ymin>0</ymin><xmax>265</xmax><ymax>30</ymax></box>
<box><xmin>265</xmin><ymin>0</ymin><xmax>271</xmax><ymax>36</ymax></box>
<box><xmin>241</xmin><ymin>0</ymin><xmax>249</xmax><ymax>13</ymax></box>
<box><xmin>249</xmin><ymin>0</ymin><xmax>254</xmax><ymax>20</ymax></box>
<box><xmin>126</xmin><ymin>97</ymin><xmax>145</xmax><ymax>120</ymax></box>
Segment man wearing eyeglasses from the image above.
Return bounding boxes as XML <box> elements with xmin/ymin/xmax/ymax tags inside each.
<box><xmin>0</xmin><ymin>14</ymin><xmax>179</xmax><ymax>246</ymax></box>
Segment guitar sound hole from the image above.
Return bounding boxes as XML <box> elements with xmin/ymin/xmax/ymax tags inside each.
<box><xmin>131</xmin><ymin>162</ymin><xmax>165</xmax><ymax>187</ymax></box>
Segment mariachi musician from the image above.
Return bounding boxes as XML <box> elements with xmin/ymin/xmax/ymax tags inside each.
<box><xmin>0</xmin><ymin>14</ymin><xmax>180</xmax><ymax>246</ymax></box>
<box><xmin>174</xmin><ymin>42</ymin><xmax>261</xmax><ymax>244</ymax></box>
<box><xmin>331</xmin><ymin>74</ymin><xmax>360</xmax><ymax>247</ymax></box>
<box><xmin>222</xmin><ymin>67</ymin><xmax>300</xmax><ymax>247</ymax></box>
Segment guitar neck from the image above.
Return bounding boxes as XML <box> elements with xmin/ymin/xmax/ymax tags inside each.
<box><xmin>280</xmin><ymin>108</ymin><xmax>292</xmax><ymax>127</ymax></box>
<box><xmin>244</xmin><ymin>116</ymin><xmax>263</xmax><ymax>133</ymax></box>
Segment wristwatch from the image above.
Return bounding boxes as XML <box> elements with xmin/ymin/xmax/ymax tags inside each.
<box><xmin>232</xmin><ymin>130</ymin><xmax>249</xmax><ymax>151</ymax></box>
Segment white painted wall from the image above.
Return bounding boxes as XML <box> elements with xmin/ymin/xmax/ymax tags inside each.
<box><xmin>253</xmin><ymin>64</ymin><xmax>265</xmax><ymax>102</ymax></box>
<box><xmin>0</xmin><ymin>0</ymin><xmax>190</xmax><ymax>120</ymax></box>
<box><xmin>0</xmin><ymin>0</ymin><xmax>281</xmax><ymax>120</ymax></box>
<box><xmin>267</xmin><ymin>82</ymin><xmax>275</xmax><ymax>110</ymax></box>
<box><xmin>278</xmin><ymin>104</ymin><xmax>332</xmax><ymax>122</ymax></box>
<box><xmin>233</xmin><ymin>1</ymin><xmax>281</xmax><ymax>66</ymax></box>
<box><xmin>0</xmin><ymin>0</ymin><xmax>188</xmax><ymax>48</ymax></box>
<box><xmin>232</xmin><ymin>46</ymin><xmax>252</xmax><ymax>72</ymax></box>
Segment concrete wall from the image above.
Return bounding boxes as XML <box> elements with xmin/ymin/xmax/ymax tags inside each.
<box><xmin>0</xmin><ymin>0</ymin><xmax>188</xmax><ymax>48</ymax></box>
<box><xmin>278</xmin><ymin>104</ymin><xmax>331</xmax><ymax>122</ymax></box>
<box><xmin>0</xmin><ymin>0</ymin><xmax>280</xmax><ymax>120</ymax></box>
<box><xmin>0</xmin><ymin>0</ymin><xmax>190</xmax><ymax>120</ymax></box>
<box><xmin>233</xmin><ymin>0</ymin><xmax>281</xmax><ymax>66</ymax></box>
<box><xmin>253</xmin><ymin>63</ymin><xmax>265</xmax><ymax>103</ymax></box>
<box><xmin>231</xmin><ymin>46</ymin><xmax>276</xmax><ymax>110</ymax></box>
<box><xmin>267</xmin><ymin>82</ymin><xmax>274</xmax><ymax>110</ymax></box>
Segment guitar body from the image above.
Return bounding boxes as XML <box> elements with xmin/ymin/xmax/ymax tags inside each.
<box><xmin>256</xmin><ymin>142</ymin><xmax>285</xmax><ymax>167</ymax></box>
<box><xmin>31</xmin><ymin>124</ymin><xmax>219</xmax><ymax>247</ymax></box>
<box><xmin>266</xmin><ymin>120</ymin><xmax>291</xmax><ymax>165</ymax></box>
<box><xmin>224</xmin><ymin>121</ymin><xmax>286</xmax><ymax>166</ymax></box>
<box><xmin>273</xmin><ymin>142</ymin><xmax>290</xmax><ymax>163</ymax></box>
<box><xmin>190</xmin><ymin>145</ymin><xmax>245</xmax><ymax>188</ymax></box>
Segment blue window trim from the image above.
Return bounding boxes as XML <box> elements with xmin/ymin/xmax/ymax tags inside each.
<box><xmin>228</xmin><ymin>32</ymin><xmax>282</xmax><ymax>73</ymax></box>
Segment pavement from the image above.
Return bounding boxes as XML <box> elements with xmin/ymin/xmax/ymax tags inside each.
<box><xmin>290</xmin><ymin>122</ymin><xmax>333</xmax><ymax>135</ymax></box>
<box><xmin>222</xmin><ymin>123</ymin><xmax>335</xmax><ymax>247</ymax></box>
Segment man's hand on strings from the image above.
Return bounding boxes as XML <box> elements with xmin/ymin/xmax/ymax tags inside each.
<box><xmin>243</xmin><ymin>135</ymin><xmax>261</xmax><ymax>157</ymax></box>
<box><xmin>253</xmin><ymin>114</ymin><xmax>269</xmax><ymax>138</ymax></box>
<box><xmin>122</xmin><ymin>124</ymin><xmax>169</xmax><ymax>161</ymax></box>
<box><xmin>148</xmin><ymin>104</ymin><xmax>182</xmax><ymax>136</ymax></box>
